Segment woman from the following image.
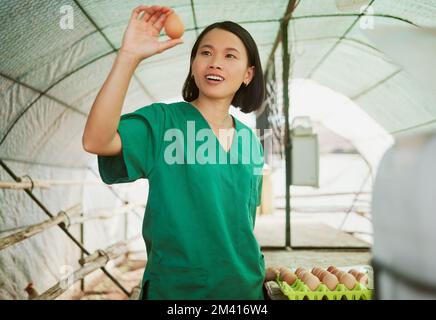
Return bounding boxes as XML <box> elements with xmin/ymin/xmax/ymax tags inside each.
<box><xmin>82</xmin><ymin>5</ymin><xmax>266</xmax><ymax>300</ymax></box>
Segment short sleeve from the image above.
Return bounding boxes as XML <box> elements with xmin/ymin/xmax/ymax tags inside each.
<box><xmin>98</xmin><ymin>103</ymin><xmax>165</xmax><ymax>184</ymax></box>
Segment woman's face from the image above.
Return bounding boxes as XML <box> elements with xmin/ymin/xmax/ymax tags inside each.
<box><xmin>191</xmin><ymin>28</ymin><xmax>254</xmax><ymax>101</ymax></box>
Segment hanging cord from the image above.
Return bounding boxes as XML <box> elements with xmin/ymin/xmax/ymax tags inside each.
<box><xmin>0</xmin><ymin>159</ymin><xmax>130</xmax><ymax>297</ymax></box>
<box><xmin>339</xmin><ymin>169</ymin><xmax>372</xmax><ymax>231</ymax></box>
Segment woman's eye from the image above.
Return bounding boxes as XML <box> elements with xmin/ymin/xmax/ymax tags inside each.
<box><xmin>199</xmin><ymin>51</ymin><xmax>235</xmax><ymax>59</ymax></box>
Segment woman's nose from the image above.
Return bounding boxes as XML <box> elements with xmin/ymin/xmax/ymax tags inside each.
<box><xmin>208</xmin><ymin>64</ymin><xmax>222</xmax><ymax>70</ymax></box>
<box><xmin>208</xmin><ymin>57</ymin><xmax>222</xmax><ymax>69</ymax></box>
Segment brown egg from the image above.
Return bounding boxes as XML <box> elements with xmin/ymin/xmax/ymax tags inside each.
<box><xmin>311</xmin><ymin>267</ymin><xmax>321</xmax><ymax>275</ymax></box>
<box><xmin>301</xmin><ymin>272</ymin><xmax>310</xmax><ymax>281</ymax></box>
<box><xmin>313</xmin><ymin>270</ymin><xmax>323</xmax><ymax>278</ymax></box>
<box><xmin>321</xmin><ymin>273</ymin><xmax>339</xmax><ymax>290</ymax></box>
<box><xmin>317</xmin><ymin>270</ymin><xmax>328</xmax><ymax>280</ymax></box>
<box><xmin>335</xmin><ymin>271</ymin><xmax>347</xmax><ymax>279</ymax></box>
<box><xmin>295</xmin><ymin>267</ymin><xmax>307</xmax><ymax>277</ymax></box>
<box><xmin>347</xmin><ymin>272</ymin><xmax>357</xmax><ymax>281</ymax></box>
<box><xmin>356</xmin><ymin>273</ymin><xmax>368</xmax><ymax>285</ymax></box>
<box><xmin>164</xmin><ymin>12</ymin><xmax>184</xmax><ymax>39</ymax></box>
<box><xmin>327</xmin><ymin>266</ymin><xmax>337</xmax><ymax>273</ymax></box>
<box><xmin>302</xmin><ymin>273</ymin><xmax>320</xmax><ymax>291</ymax></box>
<box><xmin>329</xmin><ymin>272</ymin><xmax>339</xmax><ymax>280</ymax></box>
<box><xmin>339</xmin><ymin>273</ymin><xmax>357</xmax><ymax>290</ymax></box>
<box><xmin>279</xmin><ymin>267</ymin><xmax>292</xmax><ymax>278</ymax></box>
<box><xmin>298</xmin><ymin>270</ymin><xmax>309</xmax><ymax>280</ymax></box>
<box><xmin>348</xmin><ymin>269</ymin><xmax>359</xmax><ymax>278</ymax></box>
<box><xmin>295</xmin><ymin>267</ymin><xmax>304</xmax><ymax>274</ymax></box>
<box><xmin>282</xmin><ymin>271</ymin><xmax>297</xmax><ymax>286</ymax></box>
<box><xmin>264</xmin><ymin>267</ymin><xmax>279</xmax><ymax>282</ymax></box>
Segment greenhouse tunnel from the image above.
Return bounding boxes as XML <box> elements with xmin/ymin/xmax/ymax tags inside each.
<box><xmin>1</xmin><ymin>0</ymin><xmax>436</xmax><ymax>300</ymax></box>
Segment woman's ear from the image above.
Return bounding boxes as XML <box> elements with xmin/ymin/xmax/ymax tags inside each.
<box><xmin>244</xmin><ymin>66</ymin><xmax>255</xmax><ymax>86</ymax></box>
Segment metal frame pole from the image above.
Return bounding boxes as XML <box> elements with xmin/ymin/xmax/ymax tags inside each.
<box><xmin>281</xmin><ymin>19</ymin><xmax>292</xmax><ymax>248</ymax></box>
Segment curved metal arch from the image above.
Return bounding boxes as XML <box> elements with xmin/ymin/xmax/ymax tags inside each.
<box><xmin>307</xmin><ymin>0</ymin><xmax>376</xmax><ymax>78</ymax></box>
<box><xmin>290</xmin><ymin>13</ymin><xmax>416</xmax><ymax>27</ymax></box>
<box><xmin>390</xmin><ymin>118</ymin><xmax>436</xmax><ymax>135</ymax></box>
<box><xmin>292</xmin><ymin>36</ymin><xmax>402</xmax><ymax>89</ymax></box>
<box><xmin>292</xmin><ymin>35</ymin><xmax>385</xmax><ymax>57</ymax></box>
<box><xmin>351</xmin><ymin>68</ymin><xmax>402</xmax><ymax>100</ymax></box>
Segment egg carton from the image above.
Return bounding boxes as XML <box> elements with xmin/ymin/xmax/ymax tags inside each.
<box><xmin>276</xmin><ymin>276</ymin><xmax>373</xmax><ymax>300</ymax></box>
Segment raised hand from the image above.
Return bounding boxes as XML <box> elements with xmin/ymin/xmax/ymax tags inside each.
<box><xmin>119</xmin><ymin>5</ymin><xmax>184</xmax><ymax>62</ymax></box>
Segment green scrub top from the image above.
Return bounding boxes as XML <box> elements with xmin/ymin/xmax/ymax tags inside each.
<box><xmin>98</xmin><ymin>101</ymin><xmax>265</xmax><ymax>300</ymax></box>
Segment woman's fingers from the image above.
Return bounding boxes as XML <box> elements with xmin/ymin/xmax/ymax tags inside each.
<box><xmin>152</xmin><ymin>11</ymin><xmax>171</xmax><ymax>31</ymax></box>
<box><xmin>147</xmin><ymin>10</ymin><xmax>162</xmax><ymax>25</ymax></box>
<box><xmin>141</xmin><ymin>6</ymin><xmax>162</xmax><ymax>22</ymax></box>
<box><xmin>130</xmin><ymin>5</ymin><xmax>148</xmax><ymax>21</ymax></box>
<box><xmin>130</xmin><ymin>5</ymin><xmax>174</xmax><ymax>30</ymax></box>
<box><xmin>148</xmin><ymin>7</ymin><xmax>172</xmax><ymax>23</ymax></box>
<box><xmin>130</xmin><ymin>5</ymin><xmax>163</xmax><ymax>21</ymax></box>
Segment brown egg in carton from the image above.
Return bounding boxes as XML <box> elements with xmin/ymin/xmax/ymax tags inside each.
<box><xmin>266</xmin><ymin>266</ymin><xmax>320</xmax><ymax>291</ymax></box>
<box><xmin>267</xmin><ymin>265</ymin><xmax>369</xmax><ymax>292</ymax></box>
<box><xmin>264</xmin><ymin>267</ymin><xmax>298</xmax><ymax>286</ymax></box>
<box><xmin>326</xmin><ymin>266</ymin><xmax>369</xmax><ymax>287</ymax></box>
<box><xmin>264</xmin><ymin>267</ymin><xmax>281</xmax><ymax>282</ymax></box>
<box><xmin>294</xmin><ymin>267</ymin><xmax>320</xmax><ymax>291</ymax></box>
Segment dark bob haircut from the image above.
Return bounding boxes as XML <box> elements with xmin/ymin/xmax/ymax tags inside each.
<box><xmin>182</xmin><ymin>21</ymin><xmax>265</xmax><ymax>113</ymax></box>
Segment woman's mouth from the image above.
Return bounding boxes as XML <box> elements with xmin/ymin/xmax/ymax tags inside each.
<box><xmin>205</xmin><ymin>74</ymin><xmax>225</xmax><ymax>85</ymax></box>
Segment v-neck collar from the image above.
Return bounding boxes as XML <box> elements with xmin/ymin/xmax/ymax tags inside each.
<box><xmin>182</xmin><ymin>101</ymin><xmax>239</xmax><ymax>154</ymax></box>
